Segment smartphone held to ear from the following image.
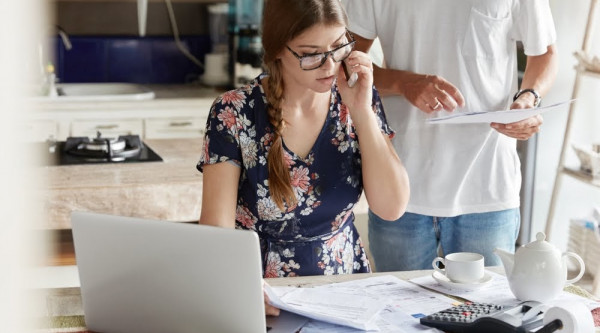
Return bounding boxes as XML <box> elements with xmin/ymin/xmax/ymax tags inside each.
<box><xmin>341</xmin><ymin>61</ymin><xmax>358</xmax><ymax>88</ymax></box>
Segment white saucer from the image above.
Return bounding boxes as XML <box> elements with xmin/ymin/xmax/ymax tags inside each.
<box><xmin>432</xmin><ymin>271</ymin><xmax>492</xmax><ymax>291</ymax></box>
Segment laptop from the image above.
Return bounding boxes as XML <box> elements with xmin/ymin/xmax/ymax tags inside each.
<box><xmin>72</xmin><ymin>211</ymin><xmax>308</xmax><ymax>333</ymax></box>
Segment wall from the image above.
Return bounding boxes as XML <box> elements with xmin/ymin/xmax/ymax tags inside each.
<box><xmin>532</xmin><ymin>0</ymin><xmax>600</xmax><ymax>249</ymax></box>
<box><xmin>51</xmin><ymin>1</ymin><xmax>214</xmax><ymax>83</ymax></box>
<box><xmin>54</xmin><ymin>2</ymin><xmax>209</xmax><ymax>35</ymax></box>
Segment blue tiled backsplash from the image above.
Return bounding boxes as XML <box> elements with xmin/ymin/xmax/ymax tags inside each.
<box><xmin>54</xmin><ymin>35</ymin><xmax>211</xmax><ymax>84</ymax></box>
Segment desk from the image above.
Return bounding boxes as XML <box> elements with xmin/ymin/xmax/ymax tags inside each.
<box><xmin>34</xmin><ymin>268</ymin><xmax>600</xmax><ymax>332</ymax></box>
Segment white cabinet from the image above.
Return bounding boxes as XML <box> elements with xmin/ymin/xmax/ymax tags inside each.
<box><xmin>30</xmin><ymin>94</ymin><xmax>215</xmax><ymax>141</ymax></box>
<box><xmin>71</xmin><ymin>118</ymin><xmax>144</xmax><ymax>138</ymax></box>
<box><xmin>144</xmin><ymin>117</ymin><xmax>206</xmax><ymax>139</ymax></box>
<box><xmin>22</xmin><ymin>119</ymin><xmax>59</xmax><ymax>142</ymax></box>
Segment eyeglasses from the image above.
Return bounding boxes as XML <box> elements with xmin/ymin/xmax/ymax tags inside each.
<box><xmin>286</xmin><ymin>30</ymin><xmax>356</xmax><ymax>71</ymax></box>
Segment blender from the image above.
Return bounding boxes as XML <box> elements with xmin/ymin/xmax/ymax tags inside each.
<box><xmin>202</xmin><ymin>3</ymin><xmax>229</xmax><ymax>87</ymax></box>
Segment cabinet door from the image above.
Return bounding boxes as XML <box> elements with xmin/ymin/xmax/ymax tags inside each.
<box><xmin>144</xmin><ymin>117</ymin><xmax>206</xmax><ymax>139</ymax></box>
<box><xmin>71</xmin><ymin>119</ymin><xmax>144</xmax><ymax>138</ymax></box>
<box><xmin>22</xmin><ymin>120</ymin><xmax>59</xmax><ymax>142</ymax></box>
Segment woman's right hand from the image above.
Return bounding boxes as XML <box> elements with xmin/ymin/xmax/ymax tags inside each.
<box><xmin>263</xmin><ymin>281</ymin><xmax>280</xmax><ymax>316</ymax></box>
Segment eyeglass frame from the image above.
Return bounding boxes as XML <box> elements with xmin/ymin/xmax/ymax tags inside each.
<box><xmin>285</xmin><ymin>30</ymin><xmax>356</xmax><ymax>71</ymax></box>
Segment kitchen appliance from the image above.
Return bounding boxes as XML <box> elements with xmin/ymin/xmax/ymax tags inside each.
<box><xmin>39</xmin><ymin>132</ymin><xmax>163</xmax><ymax>166</ymax></box>
<box><xmin>201</xmin><ymin>3</ymin><xmax>229</xmax><ymax>87</ymax></box>
<box><xmin>228</xmin><ymin>0</ymin><xmax>264</xmax><ymax>87</ymax></box>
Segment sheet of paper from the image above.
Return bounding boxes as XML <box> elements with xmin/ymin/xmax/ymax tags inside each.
<box><xmin>426</xmin><ymin>99</ymin><xmax>575</xmax><ymax>124</ymax></box>
<box><xmin>264</xmin><ymin>282</ymin><xmax>384</xmax><ymax>331</ymax></box>
<box><xmin>268</xmin><ymin>275</ymin><xmax>458</xmax><ymax>332</ymax></box>
<box><xmin>409</xmin><ymin>270</ymin><xmax>600</xmax><ymax>311</ymax></box>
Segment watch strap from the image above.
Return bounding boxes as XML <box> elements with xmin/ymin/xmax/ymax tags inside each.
<box><xmin>513</xmin><ymin>89</ymin><xmax>541</xmax><ymax>107</ymax></box>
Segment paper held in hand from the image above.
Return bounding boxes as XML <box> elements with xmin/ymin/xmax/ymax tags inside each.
<box><xmin>427</xmin><ymin>99</ymin><xmax>575</xmax><ymax>125</ymax></box>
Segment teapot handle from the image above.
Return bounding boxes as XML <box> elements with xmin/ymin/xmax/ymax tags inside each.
<box><xmin>563</xmin><ymin>252</ymin><xmax>585</xmax><ymax>285</ymax></box>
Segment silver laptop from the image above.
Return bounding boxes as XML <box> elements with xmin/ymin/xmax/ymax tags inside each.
<box><xmin>72</xmin><ymin>211</ymin><xmax>307</xmax><ymax>333</ymax></box>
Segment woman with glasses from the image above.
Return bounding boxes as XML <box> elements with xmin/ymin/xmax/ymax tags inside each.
<box><xmin>197</xmin><ymin>0</ymin><xmax>409</xmax><ymax>281</ymax></box>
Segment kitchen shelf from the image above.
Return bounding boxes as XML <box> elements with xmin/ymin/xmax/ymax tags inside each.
<box><xmin>562</xmin><ymin>167</ymin><xmax>600</xmax><ymax>187</ymax></box>
<box><xmin>579</xmin><ymin>66</ymin><xmax>600</xmax><ymax>79</ymax></box>
<box><xmin>545</xmin><ymin>0</ymin><xmax>599</xmax><ymax>297</ymax></box>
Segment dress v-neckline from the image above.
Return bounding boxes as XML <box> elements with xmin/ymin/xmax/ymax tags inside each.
<box><xmin>259</xmin><ymin>79</ymin><xmax>336</xmax><ymax>163</ymax></box>
<box><xmin>280</xmin><ymin>91</ymin><xmax>334</xmax><ymax>163</ymax></box>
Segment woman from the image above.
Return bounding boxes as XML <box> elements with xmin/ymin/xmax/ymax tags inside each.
<box><xmin>197</xmin><ymin>0</ymin><xmax>409</xmax><ymax>278</ymax></box>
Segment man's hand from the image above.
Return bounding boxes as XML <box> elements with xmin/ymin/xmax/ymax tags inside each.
<box><xmin>402</xmin><ymin>74</ymin><xmax>465</xmax><ymax>113</ymax></box>
<box><xmin>491</xmin><ymin>94</ymin><xmax>543</xmax><ymax>140</ymax></box>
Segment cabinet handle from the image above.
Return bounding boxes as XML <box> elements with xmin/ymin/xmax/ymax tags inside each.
<box><xmin>169</xmin><ymin>121</ymin><xmax>193</xmax><ymax>127</ymax></box>
<box><xmin>95</xmin><ymin>124</ymin><xmax>119</xmax><ymax>130</ymax></box>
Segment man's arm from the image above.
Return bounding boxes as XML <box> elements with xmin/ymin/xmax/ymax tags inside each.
<box><xmin>492</xmin><ymin>44</ymin><xmax>558</xmax><ymax>140</ymax></box>
<box><xmin>353</xmin><ymin>33</ymin><xmax>465</xmax><ymax>113</ymax></box>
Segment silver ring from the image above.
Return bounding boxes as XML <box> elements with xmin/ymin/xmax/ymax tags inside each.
<box><xmin>431</xmin><ymin>100</ymin><xmax>442</xmax><ymax>110</ymax></box>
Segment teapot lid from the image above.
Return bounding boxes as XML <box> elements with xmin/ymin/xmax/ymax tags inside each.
<box><xmin>524</xmin><ymin>232</ymin><xmax>554</xmax><ymax>251</ymax></box>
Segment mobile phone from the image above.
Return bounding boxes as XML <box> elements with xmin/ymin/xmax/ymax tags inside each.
<box><xmin>341</xmin><ymin>61</ymin><xmax>358</xmax><ymax>88</ymax></box>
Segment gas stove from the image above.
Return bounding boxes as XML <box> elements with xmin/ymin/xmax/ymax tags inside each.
<box><xmin>39</xmin><ymin>133</ymin><xmax>163</xmax><ymax>166</ymax></box>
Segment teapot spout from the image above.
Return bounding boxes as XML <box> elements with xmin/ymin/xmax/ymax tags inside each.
<box><xmin>494</xmin><ymin>248</ymin><xmax>514</xmax><ymax>277</ymax></box>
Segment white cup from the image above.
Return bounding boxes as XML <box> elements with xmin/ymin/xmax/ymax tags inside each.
<box><xmin>432</xmin><ymin>252</ymin><xmax>484</xmax><ymax>283</ymax></box>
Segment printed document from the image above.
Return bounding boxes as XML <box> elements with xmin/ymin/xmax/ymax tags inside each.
<box><xmin>426</xmin><ymin>99</ymin><xmax>574</xmax><ymax>124</ymax></box>
<box><xmin>265</xmin><ymin>275</ymin><xmax>457</xmax><ymax>332</ymax></box>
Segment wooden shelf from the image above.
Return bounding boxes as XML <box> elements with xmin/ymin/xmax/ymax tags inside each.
<box><xmin>562</xmin><ymin>167</ymin><xmax>600</xmax><ymax>187</ymax></box>
<box><xmin>577</xmin><ymin>66</ymin><xmax>600</xmax><ymax>79</ymax></box>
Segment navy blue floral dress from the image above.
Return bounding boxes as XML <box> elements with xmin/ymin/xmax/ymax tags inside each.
<box><xmin>197</xmin><ymin>74</ymin><xmax>394</xmax><ymax>277</ymax></box>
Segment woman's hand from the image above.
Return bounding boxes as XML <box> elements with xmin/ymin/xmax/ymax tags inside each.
<box><xmin>337</xmin><ymin>51</ymin><xmax>374</xmax><ymax>116</ymax></box>
<box><xmin>263</xmin><ymin>281</ymin><xmax>280</xmax><ymax>317</ymax></box>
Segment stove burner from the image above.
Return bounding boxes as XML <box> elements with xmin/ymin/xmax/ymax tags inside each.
<box><xmin>65</xmin><ymin>132</ymin><xmax>143</xmax><ymax>162</ymax></box>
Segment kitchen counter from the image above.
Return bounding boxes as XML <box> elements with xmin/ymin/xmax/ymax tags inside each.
<box><xmin>37</xmin><ymin>138</ymin><xmax>204</xmax><ymax>229</ymax></box>
<box><xmin>37</xmin><ymin>137</ymin><xmax>369</xmax><ymax>230</ymax></box>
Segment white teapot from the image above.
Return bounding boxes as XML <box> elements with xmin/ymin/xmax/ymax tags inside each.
<box><xmin>494</xmin><ymin>232</ymin><xmax>585</xmax><ymax>303</ymax></box>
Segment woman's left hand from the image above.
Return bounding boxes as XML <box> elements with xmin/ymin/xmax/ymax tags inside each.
<box><xmin>337</xmin><ymin>51</ymin><xmax>374</xmax><ymax>116</ymax></box>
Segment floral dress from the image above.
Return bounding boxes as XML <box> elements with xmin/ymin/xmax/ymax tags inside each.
<box><xmin>197</xmin><ymin>74</ymin><xmax>394</xmax><ymax>277</ymax></box>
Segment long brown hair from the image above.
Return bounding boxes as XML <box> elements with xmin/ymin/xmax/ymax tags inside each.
<box><xmin>262</xmin><ymin>0</ymin><xmax>348</xmax><ymax>211</ymax></box>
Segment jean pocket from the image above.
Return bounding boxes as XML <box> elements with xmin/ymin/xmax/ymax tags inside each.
<box><xmin>462</xmin><ymin>7</ymin><xmax>511</xmax><ymax>60</ymax></box>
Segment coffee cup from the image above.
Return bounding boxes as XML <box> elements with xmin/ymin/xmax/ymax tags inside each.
<box><xmin>432</xmin><ymin>252</ymin><xmax>484</xmax><ymax>283</ymax></box>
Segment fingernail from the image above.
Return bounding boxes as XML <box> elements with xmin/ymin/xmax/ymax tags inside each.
<box><xmin>506</xmin><ymin>125</ymin><xmax>512</xmax><ymax>129</ymax></box>
<box><xmin>491</xmin><ymin>124</ymin><xmax>498</xmax><ymax>128</ymax></box>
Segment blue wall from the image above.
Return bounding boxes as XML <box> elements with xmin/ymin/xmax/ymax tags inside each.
<box><xmin>54</xmin><ymin>35</ymin><xmax>211</xmax><ymax>84</ymax></box>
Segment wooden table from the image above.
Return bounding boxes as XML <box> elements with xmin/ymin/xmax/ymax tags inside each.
<box><xmin>33</xmin><ymin>268</ymin><xmax>600</xmax><ymax>332</ymax></box>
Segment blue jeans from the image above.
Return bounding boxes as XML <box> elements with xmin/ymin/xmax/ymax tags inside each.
<box><xmin>368</xmin><ymin>208</ymin><xmax>520</xmax><ymax>271</ymax></box>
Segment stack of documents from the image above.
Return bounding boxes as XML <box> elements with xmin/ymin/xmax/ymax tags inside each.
<box><xmin>265</xmin><ymin>275</ymin><xmax>457</xmax><ymax>332</ymax></box>
<box><xmin>266</xmin><ymin>270</ymin><xmax>600</xmax><ymax>332</ymax></box>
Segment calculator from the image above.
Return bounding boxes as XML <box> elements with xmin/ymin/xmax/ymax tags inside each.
<box><xmin>419</xmin><ymin>301</ymin><xmax>556</xmax><ymax>333</ymax></box>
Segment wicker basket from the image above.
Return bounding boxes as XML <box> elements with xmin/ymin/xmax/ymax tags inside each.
<box><xmin>568</xmin><ymin>219</ymin><xmax>600</xmax><ymax>278</ymax></box>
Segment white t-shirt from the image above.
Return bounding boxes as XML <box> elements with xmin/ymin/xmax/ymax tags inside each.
<box><xmin>345</xmin><ymin>0</ymin><xmax>556</xmax><ymax>216</ymax></box>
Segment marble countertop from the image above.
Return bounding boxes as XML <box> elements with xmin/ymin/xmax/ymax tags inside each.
<box><xmin>37</xmin><ymin>137</ymin><xmax>369</xmax><ymax>230</ymax></box>
<box><xmin>37</xmin><ymin>138</ymin><xmax>204</xmax><ymax>229</ymax></box>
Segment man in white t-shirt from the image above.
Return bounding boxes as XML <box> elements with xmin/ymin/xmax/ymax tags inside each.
<box><xmin>344</xmin><ymin>0</ymin><xmax>558</xmax><ymax>270</ymax></box>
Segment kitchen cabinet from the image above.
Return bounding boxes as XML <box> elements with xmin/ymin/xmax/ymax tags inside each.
<box><xmin>71</xmin><ymin>118</ymin><xmax>144</xmax><ymax>138</ymax></box>
<box><xmin>23</xmin><ymin>119</ymin><xmax>59</xmax><ymax>142</ymax></box>
<box><xmin>29</xmin><ymin>86</ymin><xmax>218</xmax><ymax>141</ymax></box>
<box><xmin>144</xmin><ymin>117</ymin><xmax>206</xmax><ymax>139</ymax></box>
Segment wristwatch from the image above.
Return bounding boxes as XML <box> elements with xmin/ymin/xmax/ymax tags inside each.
<box><xmin>513</xmin><ymin>89</ymin><xmax>542</xmax><ymax>107</ymax></box>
